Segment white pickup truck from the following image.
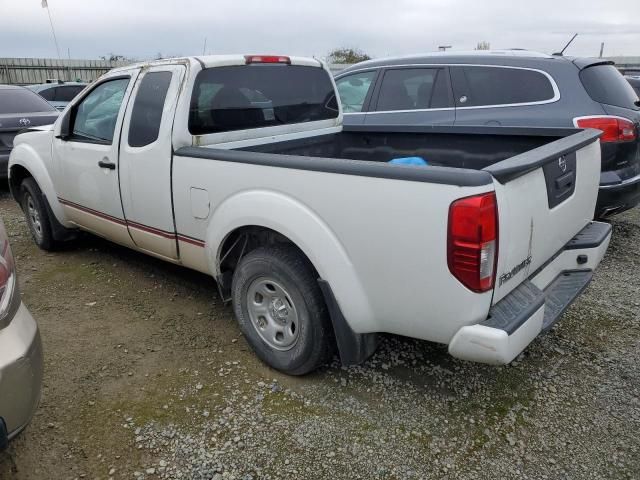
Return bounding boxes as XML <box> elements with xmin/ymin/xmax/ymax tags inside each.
<box><xmin>9</xmin><ymin>55</ymin><xmax>611</xmax><ymax>375</ymax></box>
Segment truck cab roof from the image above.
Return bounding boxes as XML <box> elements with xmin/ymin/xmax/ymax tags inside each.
<box><xmin>109</xmin><ymin>55</ymin><xmax>324</xmax><ymax>74</ymax></box>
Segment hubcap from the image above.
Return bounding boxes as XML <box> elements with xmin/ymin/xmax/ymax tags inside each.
<box><xmin>246</xmin><ymin>278</ymin><xmax>299</xmax><ymax>351</ymax></box>
<box><xmin>26</xmin><ymin>194</ymin><xmax>43</xmax><ymax>243</ymax></box>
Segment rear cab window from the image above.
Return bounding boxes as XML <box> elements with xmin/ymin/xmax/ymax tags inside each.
<box><xmin>374</xmin><ymin>68</ymin><xmax>451</xmax><ymax>111</ymax></box>
<box><xmin>451</xmin><ymin>66</ymin><xmax>557</xmax><ymax>107</ymax></box>
<box><xmin>581</xmin><ymin>65</ymin><xmax>640</xmax><ymax>111</ymax></box>
<box><xmin>189</xmin><ymin>64</ymin><xmax>338</xmax><ymax>135</ymax></box>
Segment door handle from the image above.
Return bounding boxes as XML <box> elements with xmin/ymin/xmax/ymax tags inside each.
<box><xmin>98</xmin><ymin>159</ymin><xmax>116</xmax><ymax>170</ymax></box>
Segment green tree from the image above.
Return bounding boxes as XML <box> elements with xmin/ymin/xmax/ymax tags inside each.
<box><xmin>327</xmin><ymin>48</ymin><xmax>371</xmax><ymax>64</ymax></box>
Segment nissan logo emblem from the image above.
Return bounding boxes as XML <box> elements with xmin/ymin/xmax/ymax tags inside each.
<box><xmin>558</xmin><ymin>156</ymin><xmax>567</xmax><ymax>173</ymax></box>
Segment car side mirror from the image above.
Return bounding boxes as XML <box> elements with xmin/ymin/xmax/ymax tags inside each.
<box><xmin>56</xmin><ymin>111</ymin><xmax>72</xmax><ymax>140</ymax></box>
<box><xmin>348</xmin><ymin>78</ymin><xmax>363</xmax><ymax>87</ymax></box>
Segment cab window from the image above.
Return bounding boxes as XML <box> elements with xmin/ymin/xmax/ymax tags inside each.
<box><xmin>128</xmin><ymin>72</ymin><xmax>172</xmax><ymax>147</ymax></box>
<box><xmin>72</xmin><ymin>78</ymin><xmax>129</xmax><ymax>144</ymax></box>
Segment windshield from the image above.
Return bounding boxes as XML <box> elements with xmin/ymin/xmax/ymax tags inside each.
<box><xmin>580</xmin><ymin>65</ymin><xmax>640</xmax><ymax>111</ymax></box>
<box><xmin>0</xmin><ymin>88</ymin><xmax>57</xmax><ymax>114</ymax></box>
<box><xmin>189</xmin><ymin>64</ymin><xmax>338</xmax><ymax>135</ymax></box>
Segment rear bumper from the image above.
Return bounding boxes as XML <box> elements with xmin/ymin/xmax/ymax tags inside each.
<box><xmin>596</xmin><ymin>173</ymin><xmax>640</xmax><ymax>217</ymax></box>
<box><xmin>0</xmin><ymin>302</ymin><xmax>43</xmax><ymax>449</ymax></box>
<box><xmin>448</xmin><ymin>221</ymin><xmax>611</xmax><ymax>365</ymax></box>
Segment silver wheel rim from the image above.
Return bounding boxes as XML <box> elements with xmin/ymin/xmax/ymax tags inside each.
<box><xmin>26</xmin><ymin>193</ymin><xmax>43</xmax><ymax>243</ymax></box>
<box><xmin>246</xmin><ymin>277</ymin><xmax>300</xmax><ymax>351</ymax></box>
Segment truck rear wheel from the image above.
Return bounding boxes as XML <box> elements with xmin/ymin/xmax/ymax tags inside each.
<box><xmin>231</xmin><ymin>245</ymin><xmax>333</xmax><ymax>375</ymax></box>
<box><xmin>20</xmin><ymin>178</ymin><xmax>57</xmax><ymax>251</ymax></box>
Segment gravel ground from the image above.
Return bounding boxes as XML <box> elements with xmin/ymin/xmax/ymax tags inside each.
<box><xmin>0</xmin><ymin>188</ymin><xmax>638</xmax><ymax>480</ymax></box>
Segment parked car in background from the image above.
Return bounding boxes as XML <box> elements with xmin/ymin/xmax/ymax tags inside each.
<box><xmin>0</xmin><ymin>85</ymin><xmax>59</xmax><ymax>179</ymax></box>
<box><xmin>336</xmin><ymin>51</ymin><xmax>640</xmax><ymax>217</ymax></box>
<box><xmin>627</xmin><ymin>76</ymin><xmax>640</xmax><ymax>97</ymax></box>
<box><xmin>27</xmin><ymin>82</ymin><xmax>87</xmax><ymax>111</ymax></box>
<box><xmin>8</xmin><ymin>54</ymin><xmax>611</xmax><ymax>374</ymax></box>
<box><xmin>0</xmin><ymin>218</ymin><xmax>43</xmax><ymax>450</ymax></box>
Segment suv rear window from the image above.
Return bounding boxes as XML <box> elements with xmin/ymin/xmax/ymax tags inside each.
<box><xmin>580</xmin><ymin>65</ymin><xmax>640</xmax><ymax>111</ymax></box>
<box><xmin>189</xmin><ymin>65</ymin><xmax>338</xmax><ymax>135</ymax></box>
<box><xmin>453</xmin><ymin>66</ymin><xmax>556</xmax><ymax>107</ymax></box>
<box><xmin>0</xmin><ymin>88</ymin><xmax>57</xmax><ymax>114</ymax></box>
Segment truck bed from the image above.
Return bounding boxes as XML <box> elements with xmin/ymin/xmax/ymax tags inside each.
<box><xmin>238</xmin><ymin>125</ymin><xmax>599</xmax><ymax>182</ymax></box>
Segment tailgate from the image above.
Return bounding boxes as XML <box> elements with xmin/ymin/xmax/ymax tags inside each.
<box><xmin>485</xmin><ymin>129</ymin><xmax>603</xmax><ymax>303</ymax></box>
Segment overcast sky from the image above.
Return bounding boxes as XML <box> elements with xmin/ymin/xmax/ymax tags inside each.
<box><xmin>1</xmin><ymin>0</ymin><xmax>639</xmax><ymax>61</ymax></box>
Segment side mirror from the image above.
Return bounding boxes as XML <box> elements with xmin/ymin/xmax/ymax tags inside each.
<box><xmin>56</xmin><ymin>111</ymin><xmax>72</xmax><ymax>140</ymax></box>
<box><xmin>348</xmin><ymin>78</ymin><xmax>364</xmax><ymax>87</ymax></box>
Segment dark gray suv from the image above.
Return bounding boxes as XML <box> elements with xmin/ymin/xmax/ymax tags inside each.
<box><xmin>336</xmin><ymin>51</ymin><xmax>640</xmax><ymax>217</ymax></box>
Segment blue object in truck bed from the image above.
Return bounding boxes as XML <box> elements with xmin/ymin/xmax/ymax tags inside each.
<box><xmin>389</xmin><ymin>156</ymin><xmax>428</xmax><ymax>166</ymax></box>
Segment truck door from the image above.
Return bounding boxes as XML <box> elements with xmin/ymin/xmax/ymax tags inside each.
<box><xmin>118</xmin><ymin>65</ymin><xmax>186</xmax><ymax>260</ymax></box>
<box><xmin>363</xmin><ymin>67</ymin><xmax>455</xmax><ymax>126</ymax></box>
<box><xmin>54</xmin><ymin>69</ymin><xmax>140</xmax><ymax>246</ymax></box>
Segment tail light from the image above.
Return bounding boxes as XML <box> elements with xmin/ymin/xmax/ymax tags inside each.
<box><xmin>244</xmin><ymin>55</ymin><xmax>291</xmax><ymax>65</ymax></box>
<box><xmin>574</xmin><ymin>116</ymin><xmax>637</xmax><ymax>142</ymax></box>
<box><xmin>0</xmin><ymin>220</ymin><xmax>17</xmax><ymax>329</ymax></box>
<box><xmin>448</xmin><ymin>192</ymin><xmax>498</xmax><ymax>293</ymax></box>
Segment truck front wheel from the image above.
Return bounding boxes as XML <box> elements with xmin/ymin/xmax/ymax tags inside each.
<box><xmin>231</xmin><ymin>245</ymin><xmax>334</xmax><ymax>375</ymax></box>
<box><xmin>20</xmin><ymin>178</ymin><xmax>57</xmax><ymax>251</ymax></box>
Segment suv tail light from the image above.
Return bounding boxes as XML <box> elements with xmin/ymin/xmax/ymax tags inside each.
<box><xmin>448</xmin><ymin>192</ymin><xmax>498</xmax><ymax>293</ymax></box>
<box><xmin>574</xmin><ymin>116</ymin><xmax>637</xmax><ymax>142</ymax></box>
<box><xmin>0</xmin><ymin>220</ymin><xmax>17</xmax><ymax>329</ymax></box>
<box><xmin>244</xmin><ymin>55</ymin><xmax>291</xmax><ymax>65</ymax></box>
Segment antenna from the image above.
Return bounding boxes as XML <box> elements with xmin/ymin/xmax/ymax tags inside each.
<box><xmin>552</xmin><ymin>33</ymin><xmax>578</xmax><ymax>56</ymax></box>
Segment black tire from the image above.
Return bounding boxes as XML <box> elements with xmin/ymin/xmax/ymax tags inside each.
<box><xmin>231</xmin><ymin>245</ymin><xmax>334</xmax><ymax>375</ymax></box>
<box><xmin>20</xmin><ymin>178</ymin><xmax>57</xmax><ymax>251</ymax></box>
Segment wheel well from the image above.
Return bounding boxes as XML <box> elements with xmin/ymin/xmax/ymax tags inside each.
<box><xmin>218</xmin><ymin>226</ymin><xmax>309</xmax><ymax>276</ymax></box>
<box><xmin>216</xmin><ymin>226</ymin><xmax>314</xmax><ymax>299</ymax></box>
<box><xmin>8</xmin><ymin>165</ymin><xmax>32</xmax><ymax>202</ymax></box>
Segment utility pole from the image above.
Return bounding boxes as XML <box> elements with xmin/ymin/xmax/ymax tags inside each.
<box><xmin>202</xmin><ymin>37</ymin><xmax>207</xmax><ymax>56</ymax></box>
<box><xmin>599</xmin><ymin>42</ymin><xmax>605</xmax><ymax>58</ymax></box>
<box><xmin>41</xmin><ymin>0</ymin><xmax>62</xmax><ymax>60</ymax></box>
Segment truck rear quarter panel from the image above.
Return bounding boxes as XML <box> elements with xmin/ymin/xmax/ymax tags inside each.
<box><xmin>172</xmin><ymin>155</ymin><xmax>495</xmax><ymax>343</ymax></box>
